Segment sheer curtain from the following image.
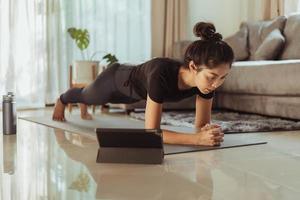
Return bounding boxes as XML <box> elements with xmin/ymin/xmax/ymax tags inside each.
<box><xmin>47</xmin><ymin>0</ymin><xmax>151</xmax><ymax>104</ymax></box>
<box><xmin>0</xmin><ymin>0</ymin><xmax>151</xmax><ymax>108</ymax></box>
<box><xmin>0</xmin><ymin>0</ymin><xmax>47</xmax><ymax>109</ymax></box>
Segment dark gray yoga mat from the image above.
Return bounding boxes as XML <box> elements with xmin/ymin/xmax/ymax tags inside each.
<box><xmin>19</xmin><ymin>114</ymin><xmax>267</xmax><ymax>155</ymax></box>
<box><xmin>164</xmin><ymin>139</ymin><xmax>266</xmax><ymax>155</ymax></box>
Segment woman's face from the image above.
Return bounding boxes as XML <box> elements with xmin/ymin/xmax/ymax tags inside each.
<box><xmin>193</xmin><ymin>63</ymin><xmax>231</xmax><ymax>94</ymax></box>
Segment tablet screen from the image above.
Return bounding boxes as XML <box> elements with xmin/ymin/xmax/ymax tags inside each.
<box><xmin>96</xmin><ymin>128</ymin><xmax>163</xmax><ymax>148</ymax></box>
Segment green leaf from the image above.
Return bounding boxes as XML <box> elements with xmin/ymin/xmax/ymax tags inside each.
<box><xmin>67</xmin><ymin>27</ymin><xmax>90</xmax><ymax>51</ymax></box>
<box><xmin>67</xmin><ymin>28</ymin><xmax>77</xmax><ymax>39</ymax></box>
<box><xmin>102</xmin><ymin>53</ymin><xmax>118</xmax><ymax>65</ymax></box>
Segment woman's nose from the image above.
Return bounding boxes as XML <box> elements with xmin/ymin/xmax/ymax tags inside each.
<box><xmin>212</xmin><ymin>79</ymin><xmax>223</xmax><ymax>88</ymax></box>
<box><xmin>211</xmin><ymin>83</ymin><xmax>217</xmax><ymax>89</ymax></box>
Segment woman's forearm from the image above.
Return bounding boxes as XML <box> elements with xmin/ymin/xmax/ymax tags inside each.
<box><xmin>162</xmin><ymin>129</ymin><xmax>196</xmax><ymax>145</ymax></box>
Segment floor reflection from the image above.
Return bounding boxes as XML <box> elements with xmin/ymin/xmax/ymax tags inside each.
<box><xmin>1</xmin><ymin>133</ymin><xmax>17</xmax><ymax>200</ymax></box>
<box><xmin>2</xmin><ymin>118</ymin><xmax>297</xmax><ymax>200</ymax></box>
<box><xmin>1</xmin><ymin>120</ymin><xmax>212</xmax><ymax>200</ymax></box>
<box><xmin>53</xmin><ymin>128</ymin><xmax>212</xmax><ymax>200</ymax></box>
<box><xmin>3</xmin><ymin>134</ymin><xmax>17</xmax><ymax>175</ymax></box>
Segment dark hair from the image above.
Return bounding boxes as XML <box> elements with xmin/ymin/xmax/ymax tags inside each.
<box><xmin>184</xmin><ymin>22</ymin><xmax>234</xmax><ymax>69</ymax></box>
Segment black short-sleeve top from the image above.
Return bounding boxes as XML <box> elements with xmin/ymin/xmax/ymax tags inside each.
<box><xmin>115</xmin><ymin>57</ymin><xmax>214</xmax><ymax>103</ymax></box>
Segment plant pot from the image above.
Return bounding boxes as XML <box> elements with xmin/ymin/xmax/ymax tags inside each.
<box><xmin>72</xmin><ymin>60</ymin><xmax>100</xmax><ymax>84</ymax></box>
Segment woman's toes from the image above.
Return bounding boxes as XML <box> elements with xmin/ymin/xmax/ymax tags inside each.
<box><xmin>81</xmin><ymin>113</ymin><xmax>93</xmax><ymax>120</ymax></box>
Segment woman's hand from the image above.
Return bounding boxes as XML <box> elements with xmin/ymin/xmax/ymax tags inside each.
<box><xmin>194</xmin><ymin>124</ymin><xmax>224</xmax><ymax>146</ymax></box>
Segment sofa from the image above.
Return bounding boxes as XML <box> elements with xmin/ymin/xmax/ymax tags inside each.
<box><xmin>216</xmin><ymin>14</ymin><xmax>300</xmax><ymax>120</ymax></box>
<box><xmin>112</xmin><ymin>14</ymin><xmax>300</xmax><ymax>120</ymax></box>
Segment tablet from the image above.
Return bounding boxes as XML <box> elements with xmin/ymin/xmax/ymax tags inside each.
<box><xmin>95</xmin><ymin>128</ymin><xmax>164</xmax><ymax>164</ymax></box>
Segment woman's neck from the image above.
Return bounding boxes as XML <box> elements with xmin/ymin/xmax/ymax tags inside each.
<box><xmin>178</xmin><ymin>66</ymin><xmax>195</xmax><ymax>90</ymax></box>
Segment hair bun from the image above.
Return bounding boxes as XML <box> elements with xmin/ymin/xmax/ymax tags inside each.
<box><xmin>193</xmin><ymin>22</ymin><xmax>222</xmax><ymax>41</ymax></box>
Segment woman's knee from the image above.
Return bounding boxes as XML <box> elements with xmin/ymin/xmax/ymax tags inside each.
<box><xmin>81</xmin><ymin>90</ymin><xmax>109</xmax><ymax>105</ymax></box>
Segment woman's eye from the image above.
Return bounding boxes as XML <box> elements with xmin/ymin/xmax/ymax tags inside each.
<box><xmin>208</xmin><ymin>76</ymin><xmax>216</xmax><ymax>80</ymax></box>
<box><xmin>220</xmin><ymin>74</ymin><xmax>228</xmax><ymax>80</ymax></box>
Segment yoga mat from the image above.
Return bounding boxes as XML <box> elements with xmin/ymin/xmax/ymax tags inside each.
<box><xmin>164</xmin><ymin>138</ymin><xmax>266</xmax><ymax>155</ymax></box>
<box><xmin>19</xmin><ymin>114</ymin><xmax>144</xmax><ymax>140</ymax></box>
<box><xmin>19</xmin><ymin>114</ymin><xmax>267</xmax><ymax>155</ymax></box>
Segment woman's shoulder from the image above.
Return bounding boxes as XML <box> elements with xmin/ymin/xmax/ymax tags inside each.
<box><xmin>141</xmin><ymin>57</ymin><xmax>182</xmax><ymax>74</ymax></box>
<box><xmin>147</xmin><ymin>57</ymin><xmax>182</xmax><ymax>65</ymax></box>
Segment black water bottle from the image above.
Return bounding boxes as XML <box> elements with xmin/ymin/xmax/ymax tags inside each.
<box><xmin>2</xmin><ymin>92</ymin><xmax>17</xmax><ymax>135</ymax></box>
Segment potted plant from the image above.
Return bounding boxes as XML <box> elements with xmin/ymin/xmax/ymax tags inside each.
<box><xmin>67</xmin><ymin>27</ymin><xmax>118</xmax><ymax>76</ymax></box>
<box><xmin>67</xmin><ymin>27</ymin><xmax>118</xmax><ymax>113</ymax></box>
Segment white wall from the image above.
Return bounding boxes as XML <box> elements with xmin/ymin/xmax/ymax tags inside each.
<box><xmin>186</xmin><ymin>0</ymin><xmax>248</xmax><ymax>40</ymax></box>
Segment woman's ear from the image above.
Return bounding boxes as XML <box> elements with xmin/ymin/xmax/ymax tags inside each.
<box><xmin>188</xmin><ymin>61</ymin><xmax>198</xmax><ymax>74</ymax></box>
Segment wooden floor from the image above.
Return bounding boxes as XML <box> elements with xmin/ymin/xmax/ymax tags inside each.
<box><xmin>1</xmin><ymin>107</ymin><xmax>300</xmax><ymax>200</ymax></box>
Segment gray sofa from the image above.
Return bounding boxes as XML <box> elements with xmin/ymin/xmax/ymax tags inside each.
<box><xmin>217</xmin><ymin>14</ymin><xmax>300</xmax><ymax>120</ymax></box>
<box><xmin>216</xmin><ymin>60</ymin><xmax>300</xmax><ymax>119</ymax></box>
<box><xmin>112</xmin><ymin>14</ymin><xmax>300</xmax><ymax>120</ymax></box>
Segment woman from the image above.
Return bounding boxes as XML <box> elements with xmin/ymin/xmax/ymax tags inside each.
<box><xmin>53</xmin><ymin>22</ymin><xmax>234</xmax><ymax>146</ymax></box>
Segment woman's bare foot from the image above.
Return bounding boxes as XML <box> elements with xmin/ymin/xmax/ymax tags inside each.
<box><xmin>80</xmin><ymin>104</ymin><xmax>93</xmax><ymax>120</ymax></box>
<box><xmin>52</xmin><ymin>98</ymin><xmax>66</xmax><ymax>121</ymax></box>
<box><xmin>81</xmin><ymin>112</ymin><xmax>93</xmax><ymax>120</ymax></box>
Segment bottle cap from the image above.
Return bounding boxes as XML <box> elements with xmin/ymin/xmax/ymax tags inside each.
<box><xmin>7</xmin><ymin>92</ymin><xmax>15</xmax><ymax>101</ymax></box>
<box><xmin>7</xmin><ymin>92</ymin><xmax>14</xmax><ymax>96</ymax></box>
<box><xmin>3</xmin><ymin>95</ymin><xmax>13</xmax><ymax>102</ymax></box>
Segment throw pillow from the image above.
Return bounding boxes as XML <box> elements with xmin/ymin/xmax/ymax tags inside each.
<box><xmin>172</xmin><ymin>40</ymin><xmax>192</xmax><ymax>61</ymax></box>
<box><xmin>253</xmin><ymin>29</ymin><xmax>285</xmax><ymax>60</ymax></box>
<box><xmin>246</xmin><ymin>16</ymin><xmax>287</xmax><ymax>60</ymax></box>
<box><xmin>281</xmin><ymin>14</ymin><xmax>300</xmax><ymax>59</ymax></box>
<box><xmin>224</xmin><ymin>23</ymin><xmax>249</xmax><ymax>61</ymax></box>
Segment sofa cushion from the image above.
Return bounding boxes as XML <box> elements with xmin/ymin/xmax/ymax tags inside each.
<box><xmin>172</xmin><ymin>40</ymin><xmax>192</xmax><ymax>61</ymax></box>
<box><xmin>224</xmin><ymin>23</ymin><xmax>249</xmax><ymax>61</ymax></box>
<box><xmin>218</xmin><ymin>60</ymin><xmax>300</xmax><ymax>95</ymax></box>
<box><xmin>246</xmin><ymin>16</ymin><xmax>287</xmax><ymax>60</ymax></box>
<box><xmin>253</xmin><ymin>29</ymin><xmax>285</xmax><ymax>60</ymax></box>
<box><xmin>281</xmin><ymin>14</ymin><xmax>300</xmax><ymax>59</ymax></box>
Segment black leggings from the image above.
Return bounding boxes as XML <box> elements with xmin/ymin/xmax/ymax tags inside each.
<box><xmin>60</xmin><ymin>63</ymin><xmax>140</xmax><ymax>105</ymax></box>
